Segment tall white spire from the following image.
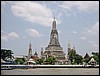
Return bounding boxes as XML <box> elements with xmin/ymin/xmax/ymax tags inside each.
<box><xmin>29</xmin><ymin>42</ymin><xmax>31</xmax><ymax>50</ymax></box>
<box><xmin>68</xmin><ymin>41</ymin><xmax>70</xmax><ymax>48</ymax></box>
<box><xmin>52</xmin><ymin>17</ymin><xmax>56</xmax><ymax>30</ymax></box>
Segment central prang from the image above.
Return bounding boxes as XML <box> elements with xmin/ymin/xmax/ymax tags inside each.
<box><xmin>45</xmin><ymin>18</ymin><xmax>63</xmax><ymax>51</ymax></box>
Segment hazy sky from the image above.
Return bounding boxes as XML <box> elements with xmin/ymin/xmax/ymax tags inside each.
<box><xmin>1</xmin><ymin>1</ymin><xmax>99</xmax><ymax>57</ymax></box>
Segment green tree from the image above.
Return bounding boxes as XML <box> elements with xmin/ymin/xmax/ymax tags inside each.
<box><xmin>92</xmin><ymin>52</ymin><xmax>99</xmax><ymax>64</ymax></box>
<box><xmin>74</xmin><ymin>54</ymin><xmax>83</xmax><ymax>64</ymax></box>
<box><xmin>1</xmin><ymin>49</ymin><xmax>14</xmax><ymax>61</ymax></box>
<box><xmin>68</xmin><ymin>49</ymin><xmax>76</xmax><ymax>64</ymax></box>
<box><xmin>15</xmin><ymin>58</ymin><xmax>25</xmax><ymax>64</ymax></box>
<box><xmin>45</xmin><ymin>56</ymin><xmax>56</xmax><ymax>65</ymax></box>
<box><xmin>84</xmin><ymin>57</ymin><xmax>91</xmax><ymax>64</ymax></box>
<box><xmin>36</xmin><ymin>58</ymin><xmax>44</xmax><ymax>64</ymax></box>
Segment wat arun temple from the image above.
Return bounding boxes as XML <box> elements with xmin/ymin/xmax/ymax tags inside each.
<box><xmin>41</xmin><ymin>18</ymin><xmax>68</xmax><ymax>64</ymax></box>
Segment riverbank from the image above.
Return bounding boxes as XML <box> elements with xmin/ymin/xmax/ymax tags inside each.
<box><xmin>1</xmin><ymin>65</ymin><xmax>99</xmax><ymax>69</ymax></box>
<box><xmin>1</xmin><ymin>68</ymin><xmax>99</xmax><ymax>75</ymax></box>
<box><xmin>36</xmin><ymin>65</ymin><xmax>99</xmax><ymax>68</ymax></box>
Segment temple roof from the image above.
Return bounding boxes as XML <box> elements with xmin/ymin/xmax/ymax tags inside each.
<box><xmin>34</xmin><ymin>52</ymin><xmax>38</xmax><ymax>55</ymax></box>
<box><xmin>84</xmin><ymin>53</ymin><xmax>90</xmax><ymax>59</ymax></box>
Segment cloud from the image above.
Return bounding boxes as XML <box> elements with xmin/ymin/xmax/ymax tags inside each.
<box><xmin>10</xmin><ymin>1</ymin><xmax>55</xmax><ymax>27</ymax></box>
<box><xmin>26</xmin><ymin>28</ymin><xmax>42</xmax><ymax>38</ymax></box>
<box><xmin>59</xmin><ymin>1</ymin><xmax>99</xmax><ymax>13</ymax></box>
<box><xmin>82</xmin><ymin>21</ymin><xmax>99</xmax><ymax>36</ymax></box>
<box><xmin>72</xmin><ymin>31</ymin><xmax>77</xmax><ymax>34</ymax></box>
<box><xmin>59</xmin><ymin>1</ymin><xmax>75</xmax><ymax>11</ymax></box>
<box><xmin>8</xmin><ymin>32</ymin><xmax>19</xmax><ymax>39</ymax></box>
<box><xmin>80</xmin><ymin>37</ymin><xmax>87</xmax><ymax>40</ymax></box>
<box><xmin>56</xmin><ymin>12</ymin><xmax>62</xmax><ymax>24</ymax></box>
<box><xmin>1</xmin><ymin>31</ymin><xmax>19</xmax><ymax>41</ymax></box>
<box><xmin>1</xmin><ymin>34</ymin><xmax>9</xmax><ymax>41</ymax></box>
<box><xmin>76</xmin><ymin>1</ymin><xmax>99</xmax><ymax>13</ymax></box>
<box><xmin>1</xmin><ymin>1</ymin><xmax>13</xmax><ymax>12</ymax></box>
<box><xmin>2</xmin><ymin>1</ymin><xmax>63</xmax><ymax>26</ymax></box>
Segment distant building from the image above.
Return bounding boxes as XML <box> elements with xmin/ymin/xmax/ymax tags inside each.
<box><xmin>88</xmin><ymin>57</ymin><xmax>97</xmax><ymax>65</ymax></box>
<box><xmin>27</xmin><ymin>42</ymin><xmax>39</xmax><ymax>62</ymax></box>
<box><xmin>41</xmin><ymin>47</ymin><xmax>44</xmax><ymax>57</ymax></box>
<box><xmin>28</xmin><ymin>42</ymin><xmax>32</xmax><ymax>60</ymax></box>
<box><xmin>83</xmin><ymin>53</ymin><xmax>90</xmax><ymax>59</ymax></box>
<box><xmin>83</xmin><ymin>53</ymin><xmax>90</xmax><ymax>61</ymax></box>
<box><xmin>41</xmin><ymin>18</ymin><xmax>68</xmax><ymax>64</ymax></box>
<box><xmin>82</xmin><ymin>53</ymin><xmax>90</xmax><ymax>65</ymax></box>
<box><xmin>31</xmin><ymin>52</ymin><xmax>39</xmax><ymax>61</ymax></box>
<box><xmin>26</xmin><ymin>58</ymin><xmax>36</xmax><ymax>65</ymax></box>
<box><xmin>67</xmin><ymin>41</ymin><xmax>76</xmax><ymax>64</ymax></box>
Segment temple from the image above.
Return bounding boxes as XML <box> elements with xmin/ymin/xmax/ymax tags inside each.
<box><xmin>42</xmin><ymin>18</ymin><xmax>68</xmax><ymax>64</ymax></box>
<box><xmin>28</xmin><ymin>42</ymin><xmax>32</xmax><ymax>60</ymax></box>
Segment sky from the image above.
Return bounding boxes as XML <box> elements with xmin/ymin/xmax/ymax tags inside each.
<box><xmin>1</xmin><ymin>1</ymin><xmax>99</xmax><ymax>57</ymax></box>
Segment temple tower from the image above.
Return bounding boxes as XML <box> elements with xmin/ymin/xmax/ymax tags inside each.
<box><xmin>41</xmin><ymin>47</ymin><xmax>43</xmax><ymax>57</ymax></box>
<box><xmin>45</xmin><ymin>18</ymin><xmax>63</xmax><ymax>51</ymax></box>
<box><xmin>67</xmin><ymin>41</ymin><xmax>70</xmax><ymax>58</ymax></box>
<box><xmin>28</xmin><ymin>42</ymin><xmax>32</xmax><ymax>60</ymax></box>
<box><xmin>44</xmin><ymin>18</ymin><xmax>67</xmax><ymax>64</ymax></box>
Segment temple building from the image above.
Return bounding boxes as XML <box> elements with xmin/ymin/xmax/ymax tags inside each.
<box><xmin>67</xmin><ymin>41</ymin><xmax>76</xmax><ymax>64</ymax></box>
<box><xmin>31</xmin><ymin>52</ymin><xmax>39</xmax><ymax>61</ymax></box>
<box><xmin>41</xmin><ymin>18</ymin><xmax>68</xmax><ymax>64</ymax></box>
<box><xmin>27</xmin><ymin>43</ymin><xmax>39</xmax><ymax>62</ymax></box>
<box><xmin>28</xmin><ymin>42</ymin><xmax>32</xmax><ymax>60</ymax></box>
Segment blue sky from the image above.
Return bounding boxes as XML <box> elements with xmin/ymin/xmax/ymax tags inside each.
<box><xmin>1</xmin><ymin>1</ymin><xmax>99</xmax><ymax>57</ymax></box>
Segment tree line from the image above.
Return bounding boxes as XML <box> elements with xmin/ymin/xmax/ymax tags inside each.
<box><xmin>1</xmin><ymin>49</ymin><xmax>99</xmax><ymax>65</ymax></box>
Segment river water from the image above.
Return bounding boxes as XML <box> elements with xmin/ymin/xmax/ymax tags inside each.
<box><xmin>1</xmin><ymin>68</ymin><xmax>99</xmax><ymax>75</ymax></box>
